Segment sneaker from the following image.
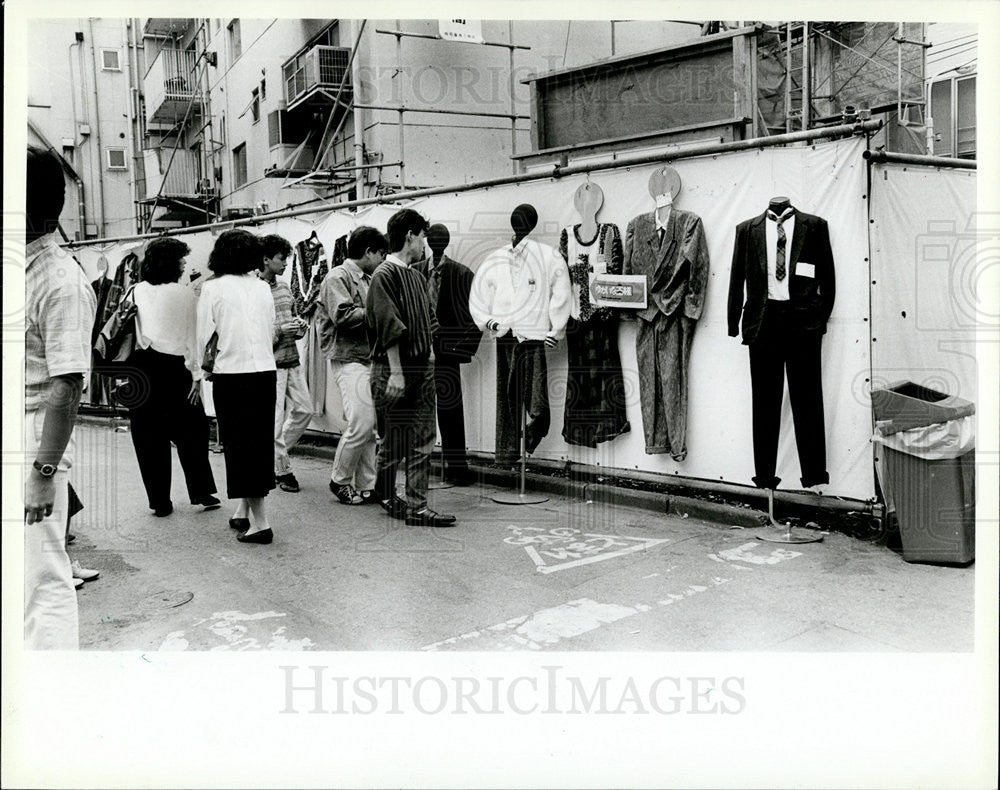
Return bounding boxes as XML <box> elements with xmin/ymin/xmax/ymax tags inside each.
<box><xmin>329</xmin><ymin>481</ymin><xmax>363</xmax><ymax>505</ymax></box>
<box><xmin>380</xmin><ymin>495</ymin><xmax>409</xmax><ymax>520</ymax></box>
<box><xmin>276</xmin><ymin>473</ymin><xmax>300</xmax><ymax>493</ymax></box>
<box><xmin>71</xmin><ymin>560</ymin><xmax>100</xmax><ymax>582</ymax></box>
<box><xmin>74</xmin><ymin>577</ymin><xmax>85</xmax><ymax>590</ymax></box>
<box><xmin>405</xmin><ymin>507</ymin><xmax>457</xmax><ymax>528</ymax></box>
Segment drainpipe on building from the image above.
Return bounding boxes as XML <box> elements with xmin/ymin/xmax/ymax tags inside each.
<box><xmin>122</xmin><ymin>18</ymin><xmax>142</xmax><ymax>233</ymax></box>
<box><xmin>352</xmin><ymin>18</ymin><xmax>365</xmax><ymax>200</ymax></box>
<box><xmin>87</xmin><ymin>18</ymin><xmax>108</xmax><ymax>236</ymax></box>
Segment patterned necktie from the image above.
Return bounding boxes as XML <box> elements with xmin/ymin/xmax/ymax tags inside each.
<box><xmin>767</xmin><ymin>209</ymin><xmax>792</xmax><ymax>281</ymax></box>
<box><xmin>657</xmin><ymin>227</ymin><xmax>665</xmax><ymax>246</ymax></box>
<box><xmin>428</xmin><ymin>263</ymin><xmax>442</xmax><ymax>313</ymax></box>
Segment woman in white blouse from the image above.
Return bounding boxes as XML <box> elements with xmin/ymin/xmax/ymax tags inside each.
<box><xmin>197</xmin><ymin>230</ymin><xmax>278</xmax><ymax>544</ymax></box>
<box><xmin>129</xmin><ymin>238</ymin><xmax>220</xmax><ymax>517</ymax></box>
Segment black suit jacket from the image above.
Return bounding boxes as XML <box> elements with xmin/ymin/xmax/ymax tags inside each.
<box><xmin>415</xmin><ymin>255</ymin><xmax>483</xmax><ymax>364</ymax></box>
<box><xmin>727</xmin><ymin>210</ymin><xmax>836</xmax><ymax>344</ymax></box>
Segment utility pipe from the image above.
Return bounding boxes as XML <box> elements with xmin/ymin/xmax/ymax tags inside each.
<box><xmin>87</xmin><ymin>19</ymin><xmax>108</xmax><ymax>236</ymax></box>
<box><xmin>352</xmin><ymin>18</ymin><xmax>366</xmax><ymax>199</ymax></box>
<box><xmin>802</xmin><ymin>21</ymin><xmax>810</xmax><ymax>130</ymax></box>
<box><xmin>63</xmin><ymin>119</ymin><xmax>883</xmax><ymax>247</ymax></box>
<box><xmin>862</xmin><ymin>149</ymin><xmax>976</xmax><ymax>169</ymax></box>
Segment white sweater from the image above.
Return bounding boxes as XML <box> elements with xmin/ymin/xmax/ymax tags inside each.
<box><xmin>196</xmin><ymin>274</ymin><xmax>277</xmax><ymax>375</ymax></box>
<box><xmin>133</xmin><ymin>281</ymin><xmax>203</xmax><ymax>380</ymax></box>
<box><xmin>469</xmin><ymin>237</ymin><xmax>572</xmax><ymax>343</ymax></box>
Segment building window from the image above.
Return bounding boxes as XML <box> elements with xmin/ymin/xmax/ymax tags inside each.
<box><xmin>251</xmin><ymin>88</ymin><xmax>260</xmax><ymax>123</ymax></box>
<box><xmin>101</xmin><ymin>49</ymin><xmax>121</xmax><ymax>71</ymax></box>
<box><xmin>106</xmin><ymin>148</ymin><xmax>127</xmax><ymax>170</ymax></box>
<box><xmin>930</xmin><ymin>74</ymin><xmax>977</xmax><ymax>159</ymax></box>
<box><xmin>260</xmin><ymin>77</ymin><xmax>266</xmax><ymax>101</ymax></box>
<box><xmin>228</xmin><ymin>19</ymin><xmax>242</xmax><ymax>62</ymax></box>
<box><xmin>232</xmin><ymin>143</ymin><xmax>247</xmax><ymax>187</ymax></box>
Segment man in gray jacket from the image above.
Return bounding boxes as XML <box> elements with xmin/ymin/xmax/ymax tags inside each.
<box><xmin>315</xmin><ymin>227</ymin><xmax>387</xmax><ymax>505</ymax></box>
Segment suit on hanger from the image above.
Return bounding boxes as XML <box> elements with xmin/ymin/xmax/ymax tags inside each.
<box><xmin>728</xmin><ymin>208</ymin><xmax>836</xmax><ymax>489</ymax></box>
<box><xmin>415</xmin><ymin>254</ymin><xmax>483</xmax><ymax>476</ymax></box>
<box><xmin>623</xmin><ymin>208</ymin><xmax>709</xmax><ymax>460</ymax></box>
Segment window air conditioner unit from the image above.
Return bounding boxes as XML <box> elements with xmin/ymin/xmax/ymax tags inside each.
<box><xmin>281</xmin><ymin>45</ymin><xmax>352</xmax><ymax>109</ymax></box>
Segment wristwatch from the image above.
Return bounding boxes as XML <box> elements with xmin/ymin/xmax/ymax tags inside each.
<box><xmin>32</xmin><ymin>460</ymin><xmax>58</xmax><ymax>478</ymax></box>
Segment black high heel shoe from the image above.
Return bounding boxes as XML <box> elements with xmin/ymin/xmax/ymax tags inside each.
<box><xmin>237</xmin><ymin>528</ymin><xmax>273</xmax><ymax>544</ymax></box>
<box><xmin>229</xmin><ymin>517</ymin><xmax>250</xmax><ymax>532</ymax></box>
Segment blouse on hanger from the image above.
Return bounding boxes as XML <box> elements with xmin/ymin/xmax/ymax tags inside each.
<box><xmin>558</xmin><ymin>223</ymin><xmax>624</xmax><ymax>322</ymax></box>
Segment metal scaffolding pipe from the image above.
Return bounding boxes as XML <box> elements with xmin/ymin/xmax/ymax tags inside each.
<box><xmin>863</xmin><ymin>149</ymin><xmax>977</xmax><ymax>169</ymax></box>
<box><xmin>62</xmin><ymin>120</ymin><xmax>883</xmax><ymax>248</ymax></box>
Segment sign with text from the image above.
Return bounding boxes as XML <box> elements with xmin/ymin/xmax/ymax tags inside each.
<box><xmin>590</xmin><ymin>274</ymin><xmax>648</xmax><ymax>309</ymax></box>
<box><xmin>439</xmin><ymin>19</ymin><xmax>484</xmax><ymax>44</ymax></box>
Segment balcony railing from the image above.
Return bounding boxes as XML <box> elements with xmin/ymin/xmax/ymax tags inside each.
<box><xmin>142</xmin><ymin>148</ymin><xmax>201</xmax><ymax>198</ymax></box>
<box><xmin>144</xmin><ymin>48</ymin><xmax>203</xmax><ymax>125</ymax></box>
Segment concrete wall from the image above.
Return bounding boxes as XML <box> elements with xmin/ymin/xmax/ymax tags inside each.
<box><xmin>27</xmin><ymin>18</ymin><xmax>136</xmax><ymax>239</ymax></box>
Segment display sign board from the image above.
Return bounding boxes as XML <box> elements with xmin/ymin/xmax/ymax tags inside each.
<box><xmin>590</xmin><ymin>274</ymin><xmax>648</xmax><ymax>309</ymax></box>
<box><xmin>439</xmin><ymin>19</ymin><xmax>484</xmax><ymax>44</ymax></box>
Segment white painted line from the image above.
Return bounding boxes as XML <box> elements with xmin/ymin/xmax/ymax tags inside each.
<box><xmin>536</xmin><ymin>539</ymin><xmax>669</xmax><ymax>574</ymax></box>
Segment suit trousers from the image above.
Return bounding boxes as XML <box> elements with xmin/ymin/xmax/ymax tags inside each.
<box><xmin>635</xmin><ymin>311</ymin><xmax>695</xmax><ymax>459</ymax></box>
<box><xmin>495</xmin><ymin>335</ymin><xmax>550</xmax><ymax>466</ymax></box>
<box><xmin>747</xmin><ymin>302</ymin><xmax>829</xmax><ymax>489</ymax></box>
<box><xmin>434</xmin><ymin>357</ymin><xmax>470</xmax><ymax>473</ymax></box>
<box><xmin>330</xmin><ymin>360</ymin><xmax>378</xmax><ymax>491</ymax></box>
<box><xmin>274</xmin><ymin>365</ymin><xmax>314</xmax><ymax>475</ymax></box>
<box><xmin>127</xmin><ymin>348</ymin><xmax>217</xmax><ymax>508</ymax></box>
<box><xmin>23</xmin><ymin>408</ymin><xmax>78</xmax><ymax>649</ymax></box>
<box><xmin>371</xmin><ymin>360</ymin><xmax>436</xmax><ymax>510</ymax></box>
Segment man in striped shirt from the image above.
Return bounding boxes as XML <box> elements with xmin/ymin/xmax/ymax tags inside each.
<box><xmin>260</xmin><ymin>234</ymin><xmax>312</xmax><ymax>493</ymax></box>
<box><xmin>23</xmin><ymin>146</ymin><xmax>97</xmax><ymax>648</ymax></box>
<box><xmin>366</xmin><ymin>209</ymin><xmax>456</xmax><ymax>528</ymax></box>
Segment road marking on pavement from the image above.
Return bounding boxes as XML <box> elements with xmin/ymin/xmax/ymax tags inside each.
<box><xmin>504</xmin><ymin>525</ymin><xmax>669</xmax><ymax>574</ymax></box>
<box><xmin>423</xmin><ymin>543</ymin><xmax>805</xmax><ymax>651</ymax></box>
<box><xmin>158</xmin><ymin>611</ymin><xmax>315</xmax><ymax>651</ymax></box>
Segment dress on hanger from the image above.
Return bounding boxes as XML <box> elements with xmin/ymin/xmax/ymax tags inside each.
<box><xmin>558</xmin><ymin>223</ymin><xmax>631</xmax><ymax>448</ymax></box>
<box><xmin>292</xmin><ymin>234</ymin><xmax>330</xmax><ymax>415</ymax></box>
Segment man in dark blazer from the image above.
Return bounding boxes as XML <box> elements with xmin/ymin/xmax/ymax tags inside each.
<box><xmin>416</xmin><ymin>224</ymin><xmax>483</xmax><ymax>485</ymax></box>
<box><xmin>728</xmin><ymin>202</ymin><xmax>836</xmax><ymax>490</ymax></box>
<box><xmin>623</xmin><ymin>205</ymin><xmax>710</xmax><ymax>460</ymax></box>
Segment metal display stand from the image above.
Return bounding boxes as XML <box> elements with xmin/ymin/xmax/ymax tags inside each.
<box><xmin>492</xmin><ymin>408</ymin><xmax>548</xmax><ymax>505</ymax></box>
<box><xmin>758</xmin><ymin>488</ymin><xmax>824</xmax><ymax>544</ymax></box>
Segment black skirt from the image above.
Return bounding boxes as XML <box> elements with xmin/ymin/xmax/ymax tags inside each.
<box><xmin>212</xmin><ymin>371</ymin><xmax>277</xmax><ymax>499</ymax></box>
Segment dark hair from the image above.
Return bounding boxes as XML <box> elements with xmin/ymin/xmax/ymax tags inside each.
<box><xmin>141</xmin><ymin>237</ymin><xmax>190</xmax><ymax>284</ymax></box>
<box><xmin>347</xmin><ymin>226</ymin><xmax>389</xmax><ymax>260</ymax></box>
<box><xmin>26</xmin><ymin>146</ymin><xmax>66</xmax><ymax>239</ymax></box>
<box><xmin>208</xmin><ymin>229</ymin><xmax>262</xmax><ymax>275</ymax></box>
<box><xmin>261</xmin><ymin>234</ymin><xmax>292</xmax><ymax>260</ymax></box>
<box><xmin>386</xmin><ymin>209</ymin><xmax>429</xmax><ymax>253</ymax></box>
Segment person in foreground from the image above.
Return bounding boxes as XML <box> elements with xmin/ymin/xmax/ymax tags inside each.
<box><xmin>129</xmin><ymin>237</ymin><xmax>219</xmax><ymax>516</ymax></box>
<box><xmin>197</xmin><ymin>230</ymin><xmax>278</xmax><ymax>544</ymax></box>
<box><xmin>23</xmin><ymin>145</ymin><xmax>97</xmax><ymax>648</ymax></box>
<box><xmin>366</xmin><ymin>209</ymin><xmax>456</xmax><ymax>527</ymax></box>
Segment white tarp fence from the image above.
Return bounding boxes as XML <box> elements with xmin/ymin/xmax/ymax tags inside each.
<box><xmin>77</xmin><ymin>136</ymin><xmax>880</xmax><ymax>500</ymax></box>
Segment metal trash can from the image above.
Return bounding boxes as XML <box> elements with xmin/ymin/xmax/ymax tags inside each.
<box><xmin>872</xmin><ymin>382</ymin><xmax>975</xmax><ymax>564</ymax></box>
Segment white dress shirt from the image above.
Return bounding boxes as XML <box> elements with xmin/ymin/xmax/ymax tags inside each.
<box><xmin>196</xmin><ymin>273</ymin><xmax>277</xmax><ymax>375</ymax></box>
<box><xmin>469</xmin><ymin>236</ymin><xmax>572</xmax><ymax>342</ymax></box>
<box><xmin>133</xmin><ymin>281</ymin><xmax>203</xmax><ymax>380</ymax></box>
<box><xmin>765</xmin><ymin>210</ymin><xmax>795</xmax><ymax>301</ymax></box>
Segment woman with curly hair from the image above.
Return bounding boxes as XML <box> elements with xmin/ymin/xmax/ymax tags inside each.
<box><xmin>130</xmin><ymin>237</ymin><xmax>219</xmax><ymax>517</ymax></box>
<box><xmin>196</xmin><ymin>229</ymin><xmax>278</xmax><ymax>544</ymax></box>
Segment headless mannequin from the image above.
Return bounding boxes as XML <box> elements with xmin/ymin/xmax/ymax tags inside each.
<box><xmin>574</xmin><ymin>183</ymin><xmax>604</xmax><ymax>242</ymax></box>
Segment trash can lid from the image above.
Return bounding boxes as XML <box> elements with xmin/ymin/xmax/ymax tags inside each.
<box><xmin>871</xmin><ymin>381</ymin><xmax>975</xmax><ymax>434</ymax></box>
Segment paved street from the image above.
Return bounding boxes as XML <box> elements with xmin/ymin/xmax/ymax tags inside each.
<box><xmin>69</xmin><ymin>422</ymin><xmax>974</xmax><ymax>652</ymax></box>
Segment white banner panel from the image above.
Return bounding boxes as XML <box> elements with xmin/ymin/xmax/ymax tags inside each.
<box><xmin>71</xmin><ymin>136</ymin><xmax>876</xmax><ymax>499</ymax></box>
<box><xmin>869</xmin><ymin>164</ymin><xmax>979</xmax><ymax>403</ymax></box>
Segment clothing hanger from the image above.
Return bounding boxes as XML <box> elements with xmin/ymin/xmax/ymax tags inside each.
<box><xmin>768</xmin><ymin>196</ymin><xmax>793</xmax><ymax>215</ymax></box>
<box><xmin>648</xmin><ymin>166</ymin><xmax>682</xmax><ymax>226</ymax></box>
<box><xmin>574</xmin><ymin>180</ymin><xmax>604</xmax><ymax>244</ymax></box>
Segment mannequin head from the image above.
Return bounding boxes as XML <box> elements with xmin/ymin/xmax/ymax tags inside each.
<box><xmin>768</xmin><ymin>196</ymin><xmax>792</xmax><ymax>213</ymax></box>
<box><xmin>648</xmin><ymin>166</ymin><xmax>682</xmax><ymax>205</ymax></box>
<box><xmin>427</xmin><ymin>223</ymin><xmax>450</xmax><ymax>260</ymax></box>
<box><xmin>510</xmin><ymin>203</ymin><xmax>538</xmax><ymax>247</ymax></box>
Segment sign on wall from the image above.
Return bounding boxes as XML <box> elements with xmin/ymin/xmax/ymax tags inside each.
<box><xmin>439</xmin><ymin>19</ymin><xmax>484</xmax><ymax>44</ymax></box>
<box><xmin>591</xmin><ymin>274</ymin><xmax>648</xmax><ymax>309</ymax></box>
